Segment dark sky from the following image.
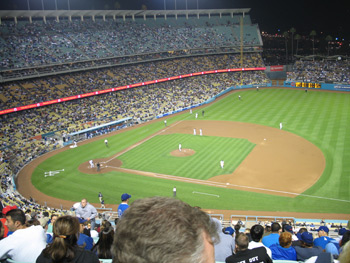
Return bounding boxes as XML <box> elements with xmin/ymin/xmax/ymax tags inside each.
<box><xmin>1</xmin><ymin>0</ymin><xmax>349</xmax><ymax>39</ymax></box>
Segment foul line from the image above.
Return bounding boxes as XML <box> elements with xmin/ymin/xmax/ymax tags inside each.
<box><xmin>104</xmin><ymin>166</ymin><xmax>349</xmax><ymax>203</ymax></box>
<box><xmin>104</xmin><ymin>120</ymin><xmax>185</xmax><ymax>164</ymax></box>
<box><xmin>193</xmin><ymin>191</ymin><xmax>220</xmax><ymax>197</ymax></box>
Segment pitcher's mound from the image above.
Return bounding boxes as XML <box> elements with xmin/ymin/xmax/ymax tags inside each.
<box><xmin>170</xmin><ymin>149</ymin><xmax>195</xmax><ymax>157</ymax></box>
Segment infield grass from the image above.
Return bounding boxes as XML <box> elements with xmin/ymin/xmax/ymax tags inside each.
<box><xmin>31</xmin><ymin>88</ymin><xmax>350</xmax><ymax>214</ymax></box>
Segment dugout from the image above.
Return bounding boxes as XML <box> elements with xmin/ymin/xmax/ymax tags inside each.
<box><xmin>65</xmin><ymin>117</ymin><xmax>132</xmax><ymax>146</ymax></box>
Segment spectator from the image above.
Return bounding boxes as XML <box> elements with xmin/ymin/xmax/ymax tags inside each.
<box><xmin>0</xmin><ymin>208</ymin><xmax>46</xmax><ymax>262</ymax></box>
<box><xmin>46</xmin><ymin>214</ymin><xmax>58</xmax><ymax>234</ymax></box>
<box><xmin>262</xmin><ymin>222</ymin><xmax>281</xmax><ymax>247</ymax></box>
<box><xmin>36</xmin><ymin>215</ymin><xmax>99</xmax><ymax>263</ymax></box>
<box><xmin>92</xmin><ymin>226</ymin><xmax>114</xmax><ymax>259</ymax></box>
<box><xmin>284</xmin><ymin>224</ymin><xmax>298</xmax><ymax>241</ymax></box>
<box><xmin>77</xmin><ymin>218</ymin><xmax>94</xmax><ymax>251</ymax></box>
<box><xmin>339</xmin><ymin>236</ymin><xmax>350</xmax><ymax>263</ymax></box>
<box><xmin>248</xmin><ymin>224</ymin><xmax>272</xmax><ymax>258</ymax></box>
<box><xmin>226</xmin><ymin>233</ymin><xmax>272</xmax><ymax>263</ymax></box>
<box><xmin>0</xmin><ymin>205</ymin><xmax>17</xmax><ymax>238</ymax></box>
<box><xmin>314</xmin><ymin>226</ymin><xmax>335</xmax><ymax>249</ymax></box>
<box><xmin>294</xmin><ymin>231</ymin><xmax>323</xmax><ymax>261</ymax></box>
<box><xmin>269</xmin><ymin>232</ymin><xmax>297</xmax><ymax>260</ymax></box>
<box><xmin>293</xmin><ymin>227</ymin><xmax>308</xmax><ymax>247</ymax></box>
<box><xmin>75</xmin><ymin>198</ymin><xmax>98</xmax><ymax>230</ymax></box>
<box><xmin>118</xmin><ymin>193</ymin><xmax>131</xmax><ymax>218</ymax></box>
<box><xmin>212</xmin><ymin>217</ymin><xmax>235</xmax><ymax>262</ymax></box>
<box><xmin>112</xmin><ymin>196</ymin><xmax>218</xmax><ymax>262</ymax></box>
<box><xmin>0</xmin><ymin>220</ymin><xmax>4</xmax><ymax>240</ymax></box>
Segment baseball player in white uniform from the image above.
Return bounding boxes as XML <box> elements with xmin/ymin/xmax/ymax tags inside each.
<box><xmin>193</xmin><ymin>128</ymin><xmax>196</xmax><ymax>135</ymax></box>
<box><xmin>89</xmin><ymin>160</ymin><xmax>95</xmax><ymax>168</ymax></box>
<box><xmin>220</xmin><ymin>160</ymin><xmax>224</xmax><ymax>169</ymax></box>
<box><xmin>104</xmin><ymin>139</ymin><xmax>108</xmax><ymax>146</ymax></box>
<box><xmin>280</xmin><ymin>122</ymin><xmax>283</xmax><ymax>130</ymax></box>
<box><xmin>195</xmin><ymin>113</ymin><xmax>198</xmax><ymax>119</ymax></box>
<box><xmin>199</xmin><ymin>129</ymin><xmax>203</xmax><ymax>136</ymax></box>
<box><xmin>179</xmin><ymin>143</ymin><xmax>182</xmax><ymax>152</ymax></box>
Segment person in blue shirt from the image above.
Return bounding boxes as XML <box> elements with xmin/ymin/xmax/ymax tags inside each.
<box><xmin>314</xmin><ymin>226</ymin><xmax>335</xmax><ymax>249</ymax></box>
<box><xmin>270</xmin><ymin>232</ymin><xmax>297</xmax><ymax>260</ymax></box>
<box><xmin>262</xmin><ymin>222</ymin><xmax>281</xmax><ymax>248</ymax></box>
<box><xmin>77</xmin><ymin>218</ymin><xmax>94</xmax><ymax>250</ymax></box>
<box><xmin>118</xmin><ymin>193</ymin><xmax>131</xmax><ymax>218</ymax></box>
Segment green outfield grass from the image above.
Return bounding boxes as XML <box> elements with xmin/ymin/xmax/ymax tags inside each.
<box><xmin>31</xmin><ymin>88</ymin><xmax>350</xmax><ymax>214</ymax></box>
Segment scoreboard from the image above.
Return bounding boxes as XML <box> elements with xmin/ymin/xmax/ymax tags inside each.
<box><xmin>295</xmin><ymin>82</ymin><xmax>321</xmax><ymax>88</ymax></box>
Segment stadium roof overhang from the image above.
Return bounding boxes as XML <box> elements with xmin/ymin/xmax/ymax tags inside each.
<box><xmin>0</xmin><ymin>8</ymin><xmax>250</xmax><ymax>21</ymax></box>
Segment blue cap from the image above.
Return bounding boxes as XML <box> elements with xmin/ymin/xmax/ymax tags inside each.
<box><xmin>317</xmin><ymin>226</ymin><xmax>329</xmax><ymax>233</ymax></box>
<box><xmin>224</xmin><ymin>226</ymin><xmax>234</xmax><ymax>235</ymax></box>
<box><xmin>300</xmin><ymin>232</ymin><xmax>313</xmax><ymax>245</ymax></box>
<box><xmin>121</xmin><ymin>193</ymin><xmax>131</xmax><ymax>201</ymax></box>
<box><xmin>284</xmin><ymin>225</ymin><xmax>293</xmax><ymax>233</ymax></box>
<box><xmin>78</xmin><ymin>218</ymin><xmax>87</xmax><ymax>224</ymax></box>
<box><xmin>339</xmin><ymin>228</ymin><xmax>348</xmax><ymax>235</ymax></box>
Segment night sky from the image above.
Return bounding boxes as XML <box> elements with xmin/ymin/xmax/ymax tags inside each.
<box><xmin>0</xmin><ymin>0</ymin><xmax>349</xmax><ymax>39</ymax></box>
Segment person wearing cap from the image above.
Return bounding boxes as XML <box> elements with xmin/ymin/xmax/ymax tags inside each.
<box><xmin>118</xmin><ymin>193</ymin><xmax>131</xmax><ymax>218</ymax></box>
<box><xmin>77</xmin><ymin>218</ymin><xmax>94</xmax><ymax>251</ymax></box>
<box><xmin>294</xmin><ymin>232</ymin><xmax>323</xmax><ymax>261</ymax></box>
<box><xmin>212</xmin><ymin>218</ymin><xmax>234</xmax><ymax>262</ymax></box>
<box><xmin>0</xmin><ymin>205</ymin><xmax>16</xmax><ymax>238</ymax></box>
<box><xmin>314</xmin><ymin>226</ymin><xmax>335</xmax><ymax>249</ymax></box>
<box><xmin>248</xmin><ymin>224</ymin><xmax>272</xmax><ymax>259</ymax></box>
<box><xmin>284</xmin><ymin>224</ymin><xmax>298</xmax><ymax>241</ymax></box>
<box><xmin>0</xmin><ymin>208</ymin><xmax>46</xmax><ymax>262</ymax></box>
<box><xmin>75</xmin><ymin>198</ymin><xmax>98</xmax><ymax>231</ymax></box>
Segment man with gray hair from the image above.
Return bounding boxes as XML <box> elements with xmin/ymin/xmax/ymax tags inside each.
<box><xmin>112</xmin><ymin>196</ymin><xmax>219</xmax><ymax>263</ymax></box>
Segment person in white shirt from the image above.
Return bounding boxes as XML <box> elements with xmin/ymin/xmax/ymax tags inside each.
<box><xmin>0</xmin><ymin>208</ymin><xmax>47</xmax><ymax>262</ymax></box>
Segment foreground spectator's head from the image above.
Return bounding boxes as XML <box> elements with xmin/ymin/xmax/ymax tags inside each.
<box><xmin>95</xmin><ymin>226</ymin><xmax>114</xmax><ymax>259</ymax></box>
<box><xmin>250</xmin><ymin>224</ymin><xmax>265</xmax><ymax>242</ymax></box>
<box><xmin>235</xmin><ymin>233</ymin><xmax>249</xmax><ymax>252</ymax></box>
<box><xmin>300</xmin><ymin>232</ymin><xmax>314</xmax><ymax>247</ymax></box>
<box><xmin>5</xmin><ymin>209</ymin><xmax>26</xmax><ymax>232</ymax></box>
<box><xmin>112</xmin><ymin>196</ymin><xmax>218</xmax><ymax>263</ymax></box>
<box><xmin>279</xmin><ymin>232</ymin><xmax>293</xmax><ymax>248</ymax></box>
<box><xmin>317</xmin><ymin>226</ymin><xmax>329</xmax><ymax>237</ymax></box>
<box><xmin>271</xmin><ymin>222</ymin><xmax>281</xmax><ymax>233</ymax></box>
<box><xmin>43</xmin><ymin>215</ymin><xmax>80</xmax><ymax>261</ymax></box>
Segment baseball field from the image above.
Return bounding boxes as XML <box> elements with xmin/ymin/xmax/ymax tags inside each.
<box><xmin>17</xmin><ymin>88</ymin><xmax>350</xmax><ymax>218</ymax></box>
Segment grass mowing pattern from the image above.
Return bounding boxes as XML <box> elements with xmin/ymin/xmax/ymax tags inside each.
<box><xmin>119</xmin><ymin>134</ymin><xmax>255</xmax><ymax>179</ymax></box>
<box><xmin>31</xmin><ymin>89</ymin><xmax>350</xmax><ymax>214</ymax></box>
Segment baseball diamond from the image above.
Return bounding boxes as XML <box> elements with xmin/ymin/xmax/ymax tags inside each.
<box><xmin>16</xmin><ymin>88</ymin><xmax>350</xmax><ymax>219</ymax></box>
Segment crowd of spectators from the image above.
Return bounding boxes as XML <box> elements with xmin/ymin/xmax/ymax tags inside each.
<box><xmin>0</xmin><ymin>16</ymin><xmax>261</xmax><ymax>70</ymax></box>
<box><xmin>287</xmin><ymin>59</ymin><xmax>350</xmax><ymax>84</ymax></box>
<box><xmin>1</xmin><ymin>196</ymin><xmax>349</xmax><ymax>262</ymax></box>
<box><xmin>0</xmin><ymin>53</ymin><xmax>268</xmax><ymax>180</ymax></box>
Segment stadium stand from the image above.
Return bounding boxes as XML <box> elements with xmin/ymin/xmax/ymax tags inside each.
<box><xmin>0</xmin><ymin>8</ymin><xmax>349</xmax><ymax>263</ymax></box>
